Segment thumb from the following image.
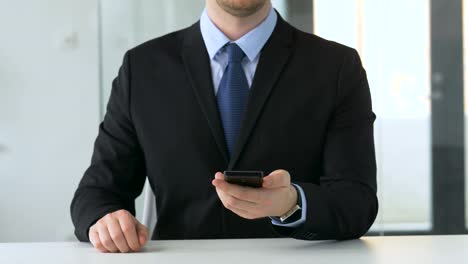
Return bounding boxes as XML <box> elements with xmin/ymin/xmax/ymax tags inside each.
<box><xmin>136</xmin><ymin>222</ymin><xmax>149</xmax><ymax>246</ymax></box>
<box><xmin>262</xmin><ymin>169</ymin><xmax>291</xmax><ymax>189</ymax></box>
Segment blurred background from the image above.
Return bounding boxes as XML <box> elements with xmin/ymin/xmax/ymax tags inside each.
<box><xmin>0</xmin><ymin>0</ymin><xmax>466</xmax><ymax>242</ymax></box>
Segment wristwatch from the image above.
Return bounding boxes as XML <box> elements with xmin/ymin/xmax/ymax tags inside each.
<box><xmin>272</xmin><ymin>185</ymin><xmax>302</xmax><ymax>224</ymax></box>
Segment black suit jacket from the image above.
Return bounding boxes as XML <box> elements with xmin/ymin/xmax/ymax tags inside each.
<box><xmin>71</xmin><ymin>14</ymin><xmax>378</xmax><ymax>242</ymax></box>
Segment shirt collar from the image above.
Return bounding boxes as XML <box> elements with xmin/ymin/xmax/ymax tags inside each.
<box><xmin>200</xmin><ymin>7</ymin><xmax>277</xmax><ymax>62</ymax></box>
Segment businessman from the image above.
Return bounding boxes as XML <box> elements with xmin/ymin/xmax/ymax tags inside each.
<box><xmin>71</xmin><ymin>0</ymin><xmax>378</xmax><ymax>253</ymax></box>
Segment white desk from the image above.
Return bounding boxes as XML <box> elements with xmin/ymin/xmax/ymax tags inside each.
<box><xmin>1</xmin><ymin>235</ymin><xmax>467</xmax><ymax>264</ymax></box>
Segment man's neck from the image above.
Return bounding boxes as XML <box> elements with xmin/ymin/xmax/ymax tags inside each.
<box><xmin>205</xmin><ymin>2</ymin><xmax>272</xmax><ymax>41</ymax></box>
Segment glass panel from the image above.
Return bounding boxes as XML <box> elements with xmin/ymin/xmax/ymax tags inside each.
<box><xmin>315</xmin><ymin>0</ymin><xmax>432</xmax><ymax>232</ymax></box>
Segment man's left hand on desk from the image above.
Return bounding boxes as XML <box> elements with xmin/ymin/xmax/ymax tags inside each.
<box><xmin>212</xmin><ymin>170</ymin><xmax>298</xmax><ymax>220</ymax></box>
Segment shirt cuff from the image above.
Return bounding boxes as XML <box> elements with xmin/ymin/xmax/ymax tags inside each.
<box><xmin>270</xmin><ymin>183</ymin><xmax>307</xmax><ymax>228</ymax></box>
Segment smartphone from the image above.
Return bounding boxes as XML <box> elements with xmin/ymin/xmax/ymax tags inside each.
<box><xmin>224</xmin><ymin>171</ymin><xmax>264</xmax><ymax>188</ymax></box>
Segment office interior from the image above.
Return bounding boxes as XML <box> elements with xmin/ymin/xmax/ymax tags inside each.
<box><xmin>0</xmin><ymin>0</ymin><xmax>467</xmax><ymax>243</ymax></box>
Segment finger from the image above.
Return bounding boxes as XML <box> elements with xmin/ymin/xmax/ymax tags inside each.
<box><xmin>216</xmin><ymin>189</ymin><xmax>258</xmax><ymax>219</ymax></box>
<box><xmin>106</xmin><ymin>216</ymin><xmax>131</xmax><ymax>253</ymax></box>
<box><xmin>118</xmin><ymin>214</ymin><xmax>141</xmax><ymax>252</ymax></box>
<box><xmin>220</xmin><ymin>190</ymin><xmax>259</xmax><ymax>212</ymax></box>
<box><xmin>216</xmin><ymin>187</ymin><xmax>242</xmax><ymax>211</ymax></box>
<box><xmin>227</xmin><ymin>205</ymin><xmax>257</xmax><ymax>219</ymax></box>
<box><xmin>97</xmin><ymin>223</ymin><xmax>119</xmax><ymax>253</ymax></box>
<box><xmin>89</xmin><ymin>229</ymin><xmax>108</xmax><ymax>253</ymax></box>
<box><xmin>215</xmin><ymin>172</ymin><xmax>224</xmax><ymax>180</ymax></box>
<box><xmin>213</xmin><ymin>178</ymin><xmax>262</xmax><ymax>203</ymax></box>
<box><xmin>136</xmin><ymin>222</ymin><xmax>149</xmax><ymax>246</ymax></box>
<box><xmin>263</xmin><ymin>169</ymin><xmax>290</xmax><ymax>189</ymax></box>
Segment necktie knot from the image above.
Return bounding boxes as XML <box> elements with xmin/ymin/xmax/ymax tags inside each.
<box><xmin>226</xmin><ymin>43</ymin><xmax>245</xmax><ymax>63</ymax></box>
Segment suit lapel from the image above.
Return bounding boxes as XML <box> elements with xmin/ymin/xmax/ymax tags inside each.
<box><xmin>181</xmin><ymin>22</ymin><xmax>229</xmax><ymax>164</ymax></box>
<box><xmin>180</xmin><ymin>16</ymin><xmax>296</xmax><ymax>169</ymax></box>
<box><xmin>228</xmin><ymin>16</ymin><xmax>295</xmax><ymax>169</ymax></box>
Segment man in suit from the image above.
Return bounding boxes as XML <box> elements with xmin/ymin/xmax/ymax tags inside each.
<box><xmin>71</xmin><ymin>0</ymin><xmax>378</xmax><ymax>253</ymax></box>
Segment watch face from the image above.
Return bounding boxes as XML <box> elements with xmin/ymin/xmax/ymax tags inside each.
<box><xmin>285</xmin><ymin>210</ymin><xmax>301</xmax><ymax>224</ymax></box>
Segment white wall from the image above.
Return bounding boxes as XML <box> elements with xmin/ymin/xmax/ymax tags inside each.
<box><xmin>0</xmin><ymin>0</ymin><xmax>100</xmax><ymax>242</ymax></box>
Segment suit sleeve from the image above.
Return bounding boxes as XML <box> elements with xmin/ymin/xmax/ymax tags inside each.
<box><xmin>272</xmin><ymin>48</ymin><xmax>378</xmax><ymax>240</ymax></box>
<box><xmin>70</xmin><ymin>51</ymin><xmax>147</xmax><ymax>242</ymax></box>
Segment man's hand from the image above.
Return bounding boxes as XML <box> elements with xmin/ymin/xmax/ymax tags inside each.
<box><xmin>88</xmin><ymin>209</ymin><xmax>149</xmax><ymax>253</ymax></box>
<box><xmin>212</xmin><ymin>169</ymin><xmax>298</xmax><ymax>219</ymax></box>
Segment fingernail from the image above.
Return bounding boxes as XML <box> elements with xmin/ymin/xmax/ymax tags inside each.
<box><xmin>265</xmin><ymin>179</ymin><xmax>272</xmax><ymax>187</ymax></box>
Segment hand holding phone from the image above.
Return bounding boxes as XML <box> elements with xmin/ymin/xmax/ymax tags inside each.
<box><xmin>223</xmin><ymin>171</ymin><xmax>264</xmax><ymax>188</ymax></box>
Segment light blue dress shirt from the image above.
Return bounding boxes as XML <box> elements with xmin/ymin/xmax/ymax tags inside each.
<box><xmin>200</xmin><ymin>7</ymin><xmax>307</xmax><ymax>228</ymax></box>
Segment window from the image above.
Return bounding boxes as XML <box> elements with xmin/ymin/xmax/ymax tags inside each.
<box><xmin>314</xmin><ymin>0</ymin><xmax>432</xmax><ymax>232</ymax></box>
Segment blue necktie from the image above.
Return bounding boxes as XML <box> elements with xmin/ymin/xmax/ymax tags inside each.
<box><xmin>217</xmin><ymin>43</ymin><xmax>249</xmax><ymax>158</ymax></box>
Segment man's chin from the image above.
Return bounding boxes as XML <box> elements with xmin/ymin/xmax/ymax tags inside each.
<box><xmin>216</xmin><ymin>0</ymin><xmax>268</xmax><ymax>17</ymax></box>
